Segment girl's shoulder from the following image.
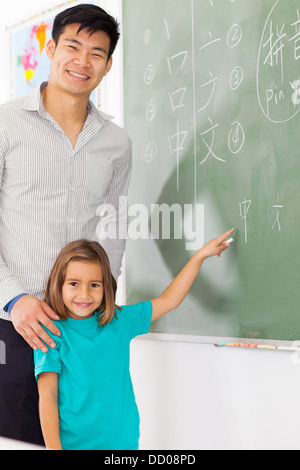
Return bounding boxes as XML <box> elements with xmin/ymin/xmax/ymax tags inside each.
<box><xmin>115</xmin><ymin>301</ymin><xmax>152</xmax><ymax>338</ymax></box>
<box><xmin>118</xmin><ymin>300</ymin><xmax>152</xmax><ymax>315</ymax></box>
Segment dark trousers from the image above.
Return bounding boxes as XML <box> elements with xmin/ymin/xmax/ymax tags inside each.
<box><xmin>0</xmin><ymin>319</ymin><xmax>44</xmax><ymax>446</ymax></box>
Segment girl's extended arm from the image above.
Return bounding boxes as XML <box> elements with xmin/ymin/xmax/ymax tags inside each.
<box><xmin>37</xmin><ymin>372</ymin><xmax>62</xmax><ymax>450</ymax></box>
<box><xmin>151</xmin><ymin>228</ymin><xmax>234</xmax><ymax>322</ymax></box>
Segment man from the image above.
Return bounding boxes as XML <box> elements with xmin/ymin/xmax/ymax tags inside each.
<box><xmin>0</xmin><ymin>4</ymin><xmax>131</xmax><ymax>445</ymax></box>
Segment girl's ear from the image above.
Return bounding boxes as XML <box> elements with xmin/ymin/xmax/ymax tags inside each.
<box><xmin>97</xmin><ymin>294</ymin><xmax>106</xmax><ymax>313</ymax></box>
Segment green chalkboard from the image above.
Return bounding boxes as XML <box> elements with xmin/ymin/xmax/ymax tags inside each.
<box><xmin>123</xmin><ymin>0</ymin><xmax>300</xmax><ymax>343</ymax></box>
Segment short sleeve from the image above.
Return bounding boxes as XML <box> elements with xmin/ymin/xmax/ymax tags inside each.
<box><xmin>34</xmin><ymin>336</ymin><xmax>62</xmax><ymax>380</ymax></box>
<box><xmin>120</xmin><ymin>300</ymin><xmax>152</xmax><ymax>340</ymax></box>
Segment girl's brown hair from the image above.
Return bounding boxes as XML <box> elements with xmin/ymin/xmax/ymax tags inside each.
<box><xmin>44</xmin><ymin>239</ymin><xmax>119</xmax><ymax>326</ymax></box>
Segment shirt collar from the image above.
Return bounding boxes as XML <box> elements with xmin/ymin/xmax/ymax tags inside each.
<box><xmin>21</xmin><ymin>82</ymin><xmax>113</xmax><ymax>126</ymax></box>
<box><xmin>21</xmin><ymin>82</ymin><xmax>45</xmax><ymax>112</ymax></box>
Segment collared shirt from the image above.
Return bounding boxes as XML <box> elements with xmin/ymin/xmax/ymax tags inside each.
<box><xmin>0</xmin><ymin>82</ymin><xmax>132</xmax><ymax>321</ymax></box>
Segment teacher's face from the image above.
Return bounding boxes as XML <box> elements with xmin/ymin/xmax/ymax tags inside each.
<box><xmin>46</xmin><ymin>23</ymin><xmax>112</xmax><ymax>98</ymax></box>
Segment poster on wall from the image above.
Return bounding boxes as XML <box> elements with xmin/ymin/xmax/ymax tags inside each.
<box><xmin>7</xmin><ymin>0</ymin><xmax>100</xmax><ymax>105</ymax></box>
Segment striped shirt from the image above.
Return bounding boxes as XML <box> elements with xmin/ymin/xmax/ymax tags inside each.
<box><xmin>0</xmin><ymin>82</ymin><xmax>132</xmax><ymax>321</ymax></box>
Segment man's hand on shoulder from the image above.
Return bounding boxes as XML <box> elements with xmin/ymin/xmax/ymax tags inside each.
<box><xmin>10</xmin><ymin>295</ymin><xmax>61</xmax><ymax>352</ymax></box>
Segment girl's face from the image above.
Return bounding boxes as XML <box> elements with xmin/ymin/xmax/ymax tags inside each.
<box><xmin>62</xmin><ymin>260</ymin><xmax>104</xmax><ymax>319</ymax></box>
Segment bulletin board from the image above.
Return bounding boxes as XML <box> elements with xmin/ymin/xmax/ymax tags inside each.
<box><xmin>7</xmin><ymin>0</ymin><xmax>99</xmax><ymax>105</ymax></box>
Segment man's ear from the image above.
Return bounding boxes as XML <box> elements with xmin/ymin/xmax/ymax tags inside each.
<box><xmin>104</xmin><ymin>57</ymin><xmax>113</xmax><ymax>77</ymax></box>
<box><xmin>46</xmin><ymin>38</ymin><xmax>56</xmax><ymax>59</ymax></box>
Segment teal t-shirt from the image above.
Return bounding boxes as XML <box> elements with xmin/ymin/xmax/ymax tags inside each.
<box><xmin>34</xmin><ymin>301</ymin><xmax>152</xmax><ymax>450</ymax></box>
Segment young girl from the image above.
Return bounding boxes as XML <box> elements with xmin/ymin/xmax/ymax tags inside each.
<box><xmin>34</xmin><ymin>228</ymin><xmax>234</xmax><ymax>450</ymax></box>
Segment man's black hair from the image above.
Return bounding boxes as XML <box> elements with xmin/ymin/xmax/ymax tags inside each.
<box><xmin>52</xmin><ymin>4</ymin><xmax>120</xmax><ymax>59</ymax></box>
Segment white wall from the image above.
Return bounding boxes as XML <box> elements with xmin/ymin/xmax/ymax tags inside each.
<box><xmin>132</xmin><ymin>338</ymin><xmax>300</xmax><ymax>450</ymax></box>
<box><xmin>1</xmin><ymin>0</ymin><xmax>300</xmax><ymax>451</ymax></box>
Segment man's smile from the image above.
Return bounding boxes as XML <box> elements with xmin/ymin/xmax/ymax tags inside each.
<box><xmin>67</xmin><ymin>70</ymin><xmax>90</xmax><ymax>80</ymax></box>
